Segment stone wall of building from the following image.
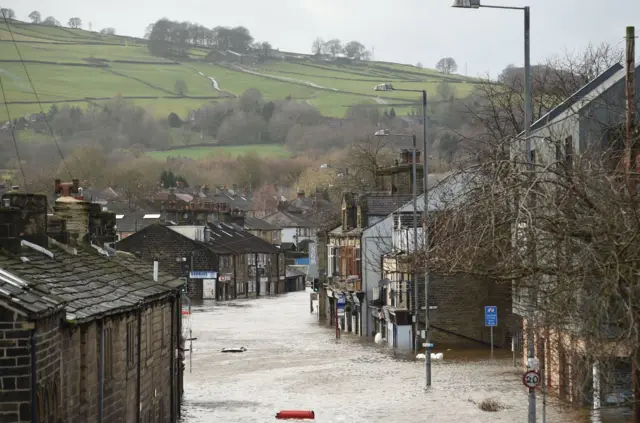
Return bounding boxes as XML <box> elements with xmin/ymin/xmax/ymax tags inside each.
<box><xmin>415</xmin><ymin>274</ymin><xmax>513</xmax><ymax>347</ymax></box>
<box><xmin>0</xmin><ymin>305</ymin><xmax>35</xmax><ymax>423</ymax></box>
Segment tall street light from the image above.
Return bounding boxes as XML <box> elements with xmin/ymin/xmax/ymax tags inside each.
<box><xmin>374</xmin><ymin>129</ymin><xmax>420</xmax><ymax>356</ymax></box>
<box><xmin>452</xmin><ymin>1</ymin><xmax>535</xmax><ymax>422</ymax></box>
<box><xmin>374</xmin><ymin>83</ymin><xmax>431</xmax><ymax>388</ymax></box>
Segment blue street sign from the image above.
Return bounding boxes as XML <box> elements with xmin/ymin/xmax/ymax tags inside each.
<box><xmin>423</xmin><ymin>343</ymin><xmax>435</xmax><ymax>349</ymax></box>
<box><xmin>337</xmin><ymin>295</ymin><xmax>346</xmax><ymax>305</ymax></box>
<box><xmin>484</xmin><ymin>306</ymin><xmax>498</xmax><ymax>327</ymax></box>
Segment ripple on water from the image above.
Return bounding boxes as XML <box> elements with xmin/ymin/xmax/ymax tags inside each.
<box><xmin>182</xmin><ymin>291</ymin><xmax>625</xmax><ymax>423</ymax></box>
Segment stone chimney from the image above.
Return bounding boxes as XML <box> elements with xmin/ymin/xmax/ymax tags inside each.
<box><xmin>229</xmin><ymin>208</ymin><xmax>245</xmax><ymax>227</ymax></box>
<box><xmin>54</xmin><ymin>196</ymin><xmax>91</xmax><ymax>245</ymax></box>
<box><xmin>0</xmin><ymin>193</ymin><xmax>49</xmax><ymax>252</ymax></box>
<box><xmin>53</xmin><ymin>180</ymin><xmax>115</xmax><ymax>245</ymax></box>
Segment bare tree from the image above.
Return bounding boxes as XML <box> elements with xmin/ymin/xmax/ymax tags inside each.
<box><xmin>422</xmin><ymin>42</ymin><xmax>637</xmax><ymax>409</ymax></box>
<box><xmin>42</xmin><ymin>16</ymin><xmax>60</xmax><ymax>26</ymax></box>
<box><xmin>324</xmin><ymin>39</ymin><xmax>342</xmax><ymax>58</ymax></box>
<box><xmin>436</xmin><ymin>81</ymin><xmax>456</xmax><ymax>101</ymax></box>
<box><xmin>68</xmin><ymin>17</ymin><xmax>82</xmax><ymax>29</ymax></box>
<box><xmin>28</xmin><ymin>11</ymin><xmax>41</xmax><ymax>23</ymax></box>
<box><xmin>0</xmin><ymin>8</ymin><xmax>15</xmax><ymax>19</ymax></box>
<box><xmin>312</xmin><ymin>37</ymin><xmax>325</xmax><ymax>55</ymax></box>
<box><xmin>436</xmin><ymin>57</ymin><xmax>457</xmax><ymax>74</ymax></box>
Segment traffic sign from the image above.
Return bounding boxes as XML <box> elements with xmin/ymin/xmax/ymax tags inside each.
<box><xmin>422</xmin><ymin>343</ymin><xmax>435</xmax><ymax>349</ymax></box>
<box><xmin>337</xmin><ymin>295</ymin><xmax>346</xmax><ymax>309</ymax></box>
<box><xmin>484</xmin><ymin>306</ymin><xmax>498</xmax><ymax>327</ymax></box>
<box><xmin>522</xmin><ymin>370</ymin><xmax>540</xmax><ymax>389</ymax></box>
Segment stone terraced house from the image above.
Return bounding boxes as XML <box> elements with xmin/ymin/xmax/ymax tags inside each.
<box><xmin>0</xmin><ymin>184</ymin><xmax>184</xmax><ymax>423</ymax></box>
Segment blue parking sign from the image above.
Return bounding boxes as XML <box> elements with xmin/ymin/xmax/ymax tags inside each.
<box><xmin>484</xmin><ymin>306</ymin><xmax>498</xmax><ymax>327</ymax></box>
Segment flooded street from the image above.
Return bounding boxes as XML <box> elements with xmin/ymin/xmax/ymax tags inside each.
<box><xmin>180</xmin><ymin>291</ymin><xmax>631</xmax><ymax>423</ymax></box>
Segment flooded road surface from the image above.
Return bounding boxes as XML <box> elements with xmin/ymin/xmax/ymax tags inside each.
<box><xmin>181</xmin><ymin>291</ymin><xmax>631</xmax><ymax>423</ymax></box>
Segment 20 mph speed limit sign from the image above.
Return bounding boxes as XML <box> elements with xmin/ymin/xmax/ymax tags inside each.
<box><xmin>522</xmin><ymin>370</ymin><xmax>541</xmax><ymax>389</ymax></box>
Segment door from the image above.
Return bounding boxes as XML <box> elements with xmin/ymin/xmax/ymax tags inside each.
<box><xmin>202</xmin><ymin>279</ymin><xmax>216</xmax><ymax>299</ymax></box>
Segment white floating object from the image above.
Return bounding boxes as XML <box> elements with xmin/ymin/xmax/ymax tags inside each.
<box><xmin>430</xmin><ymin>352</ymin><xmax>444</xmax><ymax>360</ymax></box>
<box><xmin>374</xmin><ymin>333</ymin><xmax>383</xmax><ymax>344</ymax></box>
<box><xmin>416</xmin><ymin>353</ymin><xmax>426</xmax><ymax>360</ymax></box>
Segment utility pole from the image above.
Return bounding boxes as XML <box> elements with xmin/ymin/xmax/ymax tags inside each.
<box><xmin>626</xmin><ymin>25</ymin><xmax>640</xmax><ymax>423</ymax></box>
<box><xmin>421</xmin><ymin>90</ymin><xmax>431</xmax><ymax>388</ymax></box>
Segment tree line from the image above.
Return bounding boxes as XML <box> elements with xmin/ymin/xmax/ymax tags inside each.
<box><xmin>311</xmin><ymin>38</ymin><xmax>370</xmax><ymax>61</ymax></box>
<box><xmin>0</xmin><ymin>9</ymin><xmax>115</xmax><ymax>35</ymax></box>
<box><xmin>145</xmin><ymin>18</ymin><xmax>270</xmax><ymax>58</ymax></box>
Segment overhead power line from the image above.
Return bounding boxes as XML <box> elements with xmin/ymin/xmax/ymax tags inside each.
<box><xmin>1</xmin><ymin>14</ymin><xmax>72</xmax><ymax>179</ymax></box>
<box><xmin>0</xmin><ymin>75</ymin><xmax>27</xmax><ymax>189</ymax></box>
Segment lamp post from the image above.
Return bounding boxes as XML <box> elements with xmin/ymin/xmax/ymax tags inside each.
<box><xmin>452</xmin><ymin>1</ymin><xmax>534</xmax><ymax>422</ymax></box>
<box><xmin>375</xmin><ymin>84</ymin><xmax>431</xmax><ymax>388</ymax></box>
<box><xmin>374</xmin><ymin>129</ymin><xmax>419</xmax><ymax>356</ymax></box>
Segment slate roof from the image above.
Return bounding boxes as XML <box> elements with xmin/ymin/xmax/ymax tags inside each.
<box><xmin>262</xmin><ymin>210</ymin><xmax>314</xmax><ymax>228</ymax></box>
<box><xmin>0</xmin><ymin>239</ymin><xmax>183</xmax><ymax>322</ymax></box>
<box><xmin>527</xmin><ymin>63</ymin><xmax>624</xmax><ymax>134</ymax></box>
<box><xmin>244</xmin><ymin>216</ymin><xmax>281</xmax><ymax>231</ymax></box>
<box><xmin>364</xmin><ymin>193</ymin><xmax>413</xmax><ymax>216</ymax></box>
<box><xmin>115</xmin><ymin>212</ymin><xmax>161</xmax><ymax>233</ymax></box>
<box><xmin>207</xmin><ymin>223</ymin><xmax>279</xmax><ymax>254</ymax></box>
<box><xmin>118</xmin><ymin>223</ymin><xmax>234</xmax><ymax>255</ymax></box>
<box><xmin>0</xmin><ymin>267</ymin><xmax>65</xmax><ymax>317</ymax></box>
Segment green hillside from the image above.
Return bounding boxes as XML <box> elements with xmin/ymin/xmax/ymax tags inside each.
<box><xmin>0</xmin><ymin>20</ymin><xmax>480</xmax><ymax>121</ymax></box>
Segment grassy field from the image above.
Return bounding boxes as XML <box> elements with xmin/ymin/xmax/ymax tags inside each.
<box><xmin>0</xmin><ymin>20</ymin><xmax>481</xmax><ymax>122</ymax></box>
<box><xmin>145</xmin><ymin>144</ymin><xmax>289</xmax><ymax>160</ymax></box>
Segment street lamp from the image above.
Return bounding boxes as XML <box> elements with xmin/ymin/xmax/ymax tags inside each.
<box><xmin>374</xmin><ymin>83</ymin><xmax>431</xmax><ymax>388</ymax></box>
<box><xmin>452</xmin><ymin>2</ymin><xmax>535</xmax><ymax>422</ymax></box>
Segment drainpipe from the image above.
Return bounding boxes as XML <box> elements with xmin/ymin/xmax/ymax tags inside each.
<box><xmin>233</xmin><ymin>255</ymin><xmax>237</xmax><ymax>299</ymax></box>
<box><xmin>255</xmin><ymin>253</ymin><xmax>259</xmax><ymax>296</ymax></box>
<box><xmin>30</xmin><ymin>329</ymin><xmax>37</xmax><ymax>423</ymax></box>
<box><xmin>362</xmin><ymin>235</ymin><xmax>392</xmax><ymax>337</ymax></box>
<box><xmin>276</xmin><ymin>252</ymin><xmax>280</xmax><ymax>293</ymax></box>
<box><xmin>98</xmin><ymin>319</ymin><xmax>105</xmax><ymax>423</ymax></box>
<box><xmin>170</xmin><ymin>295</ymin><xmax>176</xmax><ymax>421</ymax></box>
<box><xmin>136</xmin><ymin>309</ymin><xmax>142</xmax><ymax>423</ymax></box>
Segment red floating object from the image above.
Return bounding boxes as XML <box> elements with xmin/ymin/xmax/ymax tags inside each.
<box><xmin>181</xmin><ymin>310</ymin><xmax>190</xmax><ymax>315</ymax></box>
<box><xmin>275</xmin><ymin>410</ymin><xmax>315</xmax><ymax>420</ymax></box>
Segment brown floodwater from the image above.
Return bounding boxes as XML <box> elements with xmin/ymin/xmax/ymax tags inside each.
<box><xmin>179</xmin><ymin>290</ymin><xmax>632</xmax><ymax>423</ymax></box>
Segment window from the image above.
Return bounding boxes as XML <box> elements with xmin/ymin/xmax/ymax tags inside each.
<box><xmin>104</xmin><ymin>327</ymin><xmax>113</xmax><ymax>380</ymax></box>
<box><xmin>126</xmin><ymin>320</ymin><xmax>136</xmax><ymax>369</ymax></box>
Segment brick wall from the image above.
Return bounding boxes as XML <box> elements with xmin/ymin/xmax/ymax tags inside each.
<box><xmin>0</xmin><ymin>304</ymin><xmax>35</xmax><ymax>423</ymax></box>
<box><xmin>35</xmin><ymin>314</ymin><xmax>63</xmax><ymax>422</ymax></box>
<box><xmin>413</xmin><ymin>274</ymin><xmax>513</xmax><ymax>347</ymax></box>
<box><xmin>1</xmin><ymin>295</ymin><xmax>181</xmax><ymax>423</ymax></box>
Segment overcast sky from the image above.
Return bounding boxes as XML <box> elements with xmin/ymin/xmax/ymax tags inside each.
<box><xmin>3</xmin><ymin>0</ymin><xmax>640</xmax><ymax>77</ymax></box>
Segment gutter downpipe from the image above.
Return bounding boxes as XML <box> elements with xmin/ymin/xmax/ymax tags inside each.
<box><xmin>30</xmin><ymin>329</ymin><xmax>37</xmax><ymax>423</ymax></box>
<box><xmin>362</xmin><ymin>234</ymin><xmax>392</xmax><ymax>337</ymax></box>
<box><xmin>170</xmin><ymin>294</ymin><xmax>176</xmax><ymax>422</ymax></box>
<box><xmin>98</xmin><ymin>319</ymin><xmax>105</xmax><ymax>423</ymax></box>
<box><xmin>136</xmin><ymin>308</ymin><xmax>142</xmax><ymax>423</ymax></box>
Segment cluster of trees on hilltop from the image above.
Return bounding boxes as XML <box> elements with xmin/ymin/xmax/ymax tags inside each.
<box><xmin>311</xmin><ymin>38</ymin><xmax>370</xmax><ymax>60</ymax></box>
<box><xmin>145</xmin><ymin>19</ymin><xmax>270</xmax><ymax>57</ymax></box>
